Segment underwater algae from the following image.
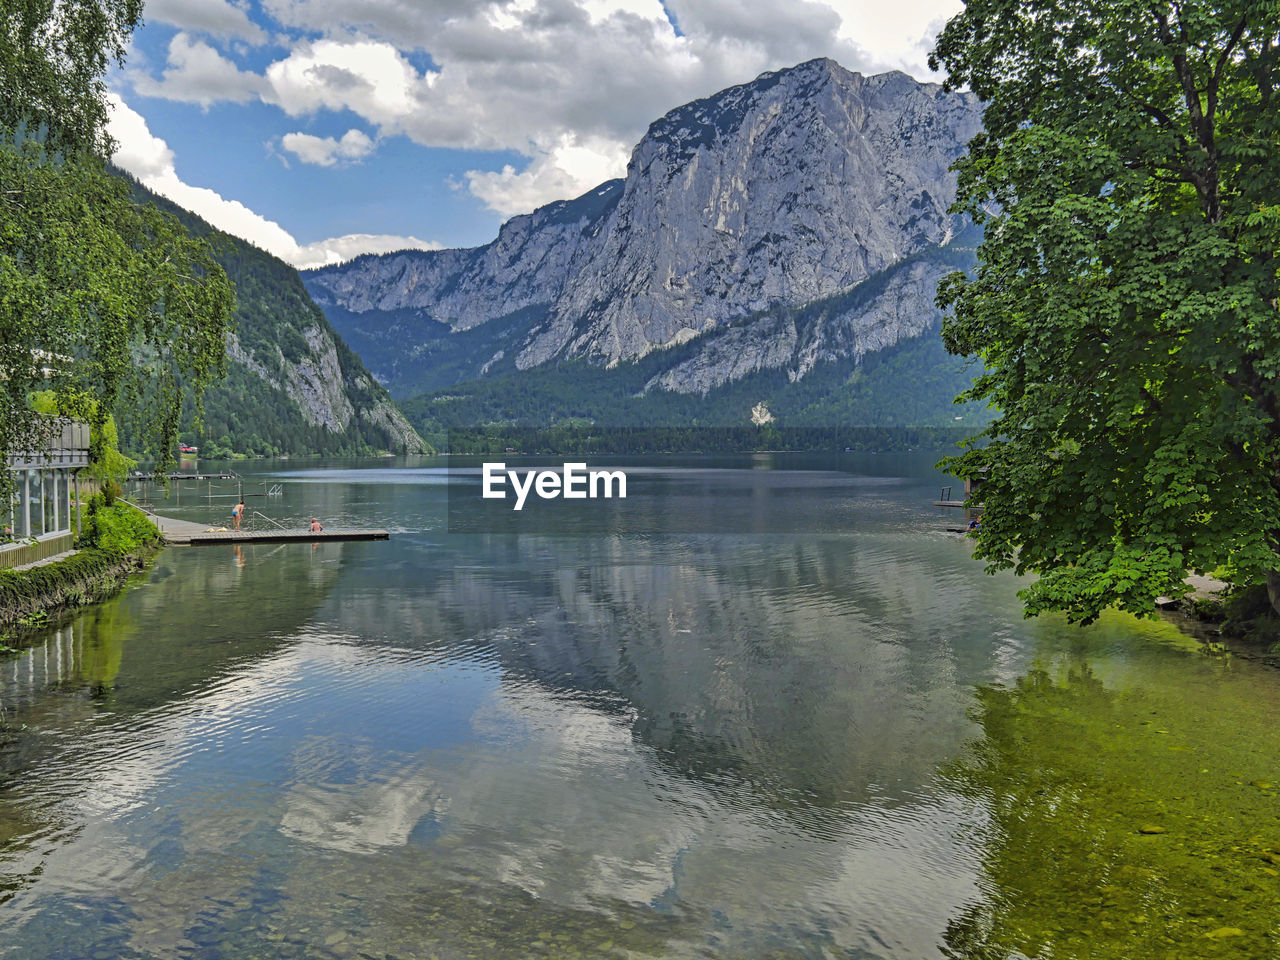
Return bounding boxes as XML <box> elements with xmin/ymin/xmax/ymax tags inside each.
<box><xmin>942</xmin><ymin>614</ymin><xmax>1280</xmax><ymax>959</ymax></box>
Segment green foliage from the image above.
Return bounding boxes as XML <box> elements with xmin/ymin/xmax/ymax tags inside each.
<box><xmin>931</xmin><ymin>0</ymin><xmax>1280</xmax><ymax>622</ymax></box>
<box><xmin>83</xmin><ymin>497</ymin><xmax>158</xmax><ymax>555</ymax></box>
<box><xmin>30</xmin><ymin>388</ymin><xmax>134</xmax><ymax>483</ymax></box>
<box><xmin>0</xmin><ymin>0</ymin><xmax>235</xmax><ymax>483</ymax></box>
<box><xmin>0</xmin><ymin>0</ymin><xmax>141</xmax><ymax>157</ymax></box>
<box><xmin>0</xmin><ymin>542</ymin><xmax>148</xmax><ymax>628</ymax></box>
<box><xmin>1</xmin><ymin>141</ymin><xmax>234</xmax><ymax>476</ymax></box>
<box><xmin>442</xmin><ymin>425</ymin><xmax>971</xmax><ymax>455</ymax></box>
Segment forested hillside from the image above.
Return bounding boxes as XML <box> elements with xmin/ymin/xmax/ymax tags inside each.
<box><xmin>117</xmin><ymin>183</ymin><xmax>427</xmax><ymax>459</ymax></box>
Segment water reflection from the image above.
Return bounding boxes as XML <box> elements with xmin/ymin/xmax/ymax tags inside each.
<box><xmin>321</xmin><ymin>531</ymin><xmax>1027</xmax><ymax>815</ymax></box>
<box><xmin>942</xmin><ymin>614</ymin><xmax>1280</xmax><ymax>960</ymax></box>
<box><xmin>0</xmin><ymin>456</ymin><xmax>1275</xmax><ymax>959</ymax></box>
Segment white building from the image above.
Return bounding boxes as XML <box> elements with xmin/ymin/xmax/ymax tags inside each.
<box><xmin>3</xmin><ymin>417</ymin><xmax>91</xmax><ymax>568</ymax></box>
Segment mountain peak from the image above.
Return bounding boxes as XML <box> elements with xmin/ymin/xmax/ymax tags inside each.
<box><xmin>755</xmin><ymin>56</ymin><xmax>844</xmax><ymax>82</ymax></box>
<box><xmin>306</xmin><ymin>58</ymin><xmax>983</xmax><ymax>387</ymax></box>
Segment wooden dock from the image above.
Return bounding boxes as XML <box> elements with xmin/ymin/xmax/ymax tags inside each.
<box><xmin>127</xmin><ymin>504</ymin><xmax>388</xmax><ymax>545</ymax></box>
<box><xmin>180</xmin><ymin>529</ymin><xmax>389</xmax><ymax>545</ymax></box>
<box><xmin>130</xmin><ymin>472</ymin><xmax>240</xmax><ymax>481</ymax></box>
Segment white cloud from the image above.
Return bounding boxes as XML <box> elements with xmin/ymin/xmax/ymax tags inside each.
<box><xmin>827</xmin><ymin>0</ymin><xmax>962</xmax><ymax>78</ymax></box>
<box><xmin>130</xmin><ymin>0</ymin><xmax>962</xmax><ymax>215</ymax></box>
<box><xmin>108</xmin><ymin>95</ymin><xmax>176</xmax><ymax>179</ymax></box>
<box><xmin>133</xmin><ymin>32</ymin><xmax>265</xmax><ymax>106</ymax></box>
<box><xmin>293</xmin><ymin>233</ymin><xmax>442</xmax><ymax>267</ymax></box>
<box><xmin>465</xmin><ymin>134</ymin><xmax>630</xmax><ymax>217</ymax></box>
<box><xmin>281</xmin><ymin>128</ymin><xmax>376</xmax><ymax>166</ymax></box>
<box><xmin>107</xmin><ymin>95</ymin><xmax>438</xmax><ymax>268</ymax></box>
<box><xmin>265</xmin><ymin>38</ymin><xmax>425</xmax><ymax>126</ymax></box>
<box><xmin>144</xmin><ymin>0</ymin><xmax>267</xmax><ymax>44</ymax></box>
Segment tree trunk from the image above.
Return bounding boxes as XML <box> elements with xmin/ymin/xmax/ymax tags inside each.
<box><xmin>1267</xmin><ymin>570</ymin><xmax>1280</xmax><ymax>616</ymax></box>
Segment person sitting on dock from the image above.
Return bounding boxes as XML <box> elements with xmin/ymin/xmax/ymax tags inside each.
<box><xmin>232</xmin><ymin>499</ymin><xmax>245</xmax><ymax>531</ymax></box>
<box><xmin>967</xmin><ymin>515</ymin><xmax>982</xmax><ymax>531</ymax></box>
<box><xmin>309</xmin><ymin>517</ymin><xmax>323</xmax><ymax>533</ymax></box>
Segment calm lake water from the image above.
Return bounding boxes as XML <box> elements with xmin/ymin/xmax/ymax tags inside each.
<box><xmin>1</xmin><ymin>454</ymin><xmax>1278</xmax><ymax>959</ymax></box>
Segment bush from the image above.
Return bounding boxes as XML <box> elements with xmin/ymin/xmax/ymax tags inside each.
<box><xmin>84</xmin><ymin>500</ymin><xmax>160</xmax><ymax>555</ymax></box>
<box><xmin>0</xmin><ymin>505</ymin><xmax>159</xmax><ymax>631</ymax></box>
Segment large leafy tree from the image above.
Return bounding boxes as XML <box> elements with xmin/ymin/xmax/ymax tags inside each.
<box><xmin>0</xmin><ymin>0</ymin><xmax>233</xmax><ymax>481</ymax></box>
<box><xmin>931</xmin><ymin>0</ymin><xmax>1280</xmax><ymax>622</ymax></box>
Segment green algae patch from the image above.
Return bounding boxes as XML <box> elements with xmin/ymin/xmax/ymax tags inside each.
<box><xmin>941</xmin><ymin>614</ymin><xmax>1280</xmax><ymax>960</ymax></box>
<box><xmin>1205</xmin><ymin>927</ymin><xmax>1246</xmax><ymax>940</ymax></box>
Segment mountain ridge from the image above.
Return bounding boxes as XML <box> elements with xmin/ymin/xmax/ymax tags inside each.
<box><xmin>303</xmin><ymin>58</ymin><xmax>986</xmax><ymax>431</ymax></box>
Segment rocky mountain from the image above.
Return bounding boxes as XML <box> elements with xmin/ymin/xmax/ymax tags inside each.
<box><xmin>303</xmin><ymin>58</ymin><xmax>985</xmax><ymax>431</ymax></box>
<box><xmin>122</xmin><ymin>184</ymin><xmax>427</xmax><ymax>458</ymax></box>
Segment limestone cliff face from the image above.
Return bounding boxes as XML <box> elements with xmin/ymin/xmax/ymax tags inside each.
<box><xmin>226</xmin><ymin>323</ymin><xmax>424</xmax><ymax>453</ymax></box>
<box><xmin>281</xmin><ymin>325</ymin><xmax>356</xmax><ymax>432</ymax></box>
<box><xmin>641</xmin><ymin>255</ymin><xmax>958</xmax><ymax>395</ymax></box>
<box><xmin>305</xmin><ymin>181</ymin><xmax>622</xmax><ymax>331</ymax></box>
<box><xmin>136</xmin><ymin>180</ymin><xmax>428</xmax><ymax>455</ymax></box>
<box><xmin>304</xmin><ymin>58</ymin><xmax>982</xmax><ymax>401</ymax></box>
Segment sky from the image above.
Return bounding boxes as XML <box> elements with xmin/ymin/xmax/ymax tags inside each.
<box><xmin>107</xmin><ymin>0</ymin><xmax>962</xmax><ymax>268</ymax></box>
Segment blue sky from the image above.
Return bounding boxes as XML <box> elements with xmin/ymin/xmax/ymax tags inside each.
<box><xmin>109</xmin><ymin>0</ymin><xmax>958</xmax><ymax>267</ymax></box>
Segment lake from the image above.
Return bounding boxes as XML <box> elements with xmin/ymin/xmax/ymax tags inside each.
<box><xmin>1</xmin><ymin>454</ymin><xmax>1277</xmax><ymax>959</ymax></box>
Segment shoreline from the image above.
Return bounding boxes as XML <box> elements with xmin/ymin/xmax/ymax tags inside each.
<box><xmin>1159</xmin><ymin>582</ymin><xmax>1280</xmax><ymax>670</ymax></box>
<box><xmin>0</xmin><ymin>544</ymin><xmax>159</xmax><ymax>638</ymax></box>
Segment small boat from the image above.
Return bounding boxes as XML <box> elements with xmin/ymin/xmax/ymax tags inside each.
<box><xmin>179</xmin><ymin>444</ymin><xmax>199</xmax><ymax>455</ymax></box>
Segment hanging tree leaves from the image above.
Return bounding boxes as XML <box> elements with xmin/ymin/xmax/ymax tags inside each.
<box><xmin>0</xmin><ymin>0</ymin><xmax>234</xmax><ymax>482</ymax></box>
<box><xmin>931</xmin><ymin>0</ymin><xmax>1280</xmax><ymax>622</ymax></box>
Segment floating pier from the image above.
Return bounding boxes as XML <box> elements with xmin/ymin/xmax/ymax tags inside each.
<box><xmin>178</xmin><ymin>529</ymin><xmax>388</xmax><ymax>545</ymax></box>
<box><xmin>131</xmin><ymin>472</ymin><xmax>240</xmax><ymax>481</ymax></box>
<box><xmin>124</xmin><ymin>503</ymin><xmax>388</xmax><ymax>546</ymax></box>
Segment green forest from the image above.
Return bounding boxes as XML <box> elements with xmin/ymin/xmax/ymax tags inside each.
<box><xmin>115</xmin><ymin>184</ymin><xmax>424</xmax><ymax>460</ymax></box>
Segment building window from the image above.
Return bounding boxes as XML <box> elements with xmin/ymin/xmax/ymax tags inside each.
<box><xmin>30</xmin><ymin>469</ymin><xmax>43</xmax><ymax>537</ymax></box>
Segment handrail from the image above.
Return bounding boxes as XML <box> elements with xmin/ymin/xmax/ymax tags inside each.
<box><xmin>251</xmin><ymin>510</ymin><xmax>286</xmax><ymax>530</ymax></box>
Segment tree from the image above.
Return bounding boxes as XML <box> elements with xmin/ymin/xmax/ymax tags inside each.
<box><xmin>31</xmin><ymin>389</ymin><xmax>133</xmax><ymax>485</ymax></box>
<box><xmin>930</xmin><ymin>0</ymin><xmax>1280</xmax><ymax>622</ymax></box>
<box><xmin>0</xmin><ymin>0</ymin><xmax>234</xmax><ymax>478</ymax></box>
<box><xmin>0</xmin><ymin>0</ymin><xmax>141</xmax><ymax>157</ymax></box>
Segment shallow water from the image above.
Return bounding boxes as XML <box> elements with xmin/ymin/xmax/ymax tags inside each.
<box><xmin>1</xmin><ymin>454</ymin><xmax>1277</xmax><ymax>959</ymax></box>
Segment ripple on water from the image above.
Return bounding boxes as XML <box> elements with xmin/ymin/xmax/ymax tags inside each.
<box><xmin>2</xmin><ymin>456</ymin><xmax>1278</xmax><ymax>958</ymax></box>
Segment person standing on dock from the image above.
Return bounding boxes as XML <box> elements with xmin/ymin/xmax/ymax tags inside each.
<box><xmin>232</xmin><ymin>499</ymin><xmax>245</xmax><ymax>531</ymax></box>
